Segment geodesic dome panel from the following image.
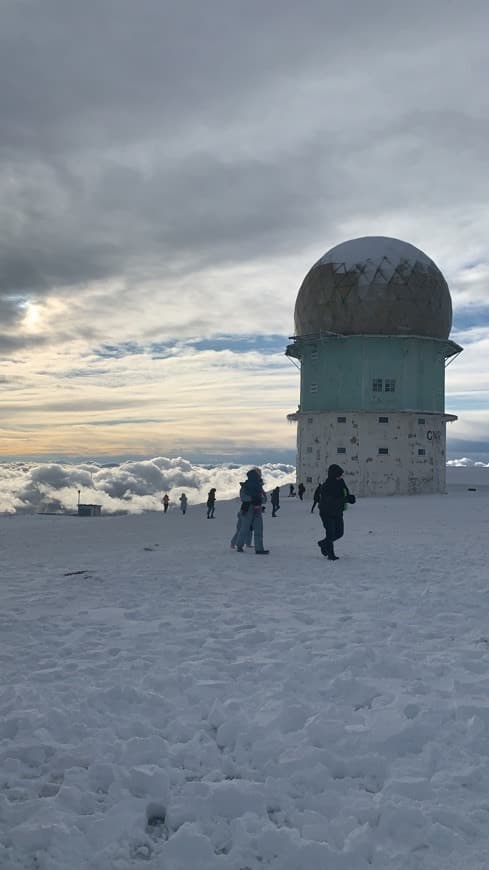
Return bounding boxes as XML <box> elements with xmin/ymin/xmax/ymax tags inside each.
<box><xmin>294</xmin><ymin>236</ymin><xmax>452</xmax><ymax>339</ymax></box>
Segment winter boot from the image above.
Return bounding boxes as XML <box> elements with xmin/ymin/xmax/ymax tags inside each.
<box><xmin>321</xmin><ymin>540</ymin><xmax>338</xmax><ymax>559</ymax></box>
<box><xmin>255</xmin><ymin>549</ymin><xmax>270</xmax><ymax>555</ymax></box>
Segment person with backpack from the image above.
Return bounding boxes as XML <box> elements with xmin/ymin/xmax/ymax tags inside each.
<box><xmin>206</xmin><ymin>488</ymin><xmax>216</xmax><ymax>518</ymax></box>
<box><xmin>162</xmin><ymin>493</ymin><xmax>170</xmax><ymax>513</ymax></box>
<box><xmin>298</xmin><ymin>482</ymin><xmax>306</xmax><ymax>501</ymax></box>
<box><xmin>317</xmin><ymin>464</ymin><xmax>355</xmax><ymax>560</ymax></box>
<box><xmin>235</xmin><ymin>468</ymin><xmax>269</xmax><ymax>554</ymax></box>
<box><xmin>230</xmin><ymin>481</ymin><xmax>254</xmax><ymax>548</ymax></box>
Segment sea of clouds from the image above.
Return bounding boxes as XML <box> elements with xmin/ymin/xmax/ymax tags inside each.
<box><xmin>0</xmin><ymin>456</ymin><xmax>488</xmax><ymax>515</ymax></box>
<box><xmin>0</xmin><ymin>457</ymin><xmax>296</xmax><ymax>515</ymax></box>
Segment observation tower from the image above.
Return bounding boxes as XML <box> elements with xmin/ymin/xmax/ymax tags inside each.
<box><xmin>286</xmin><ymin>236</ymin><xmax>462</xmax><ymax>495</ymax></box>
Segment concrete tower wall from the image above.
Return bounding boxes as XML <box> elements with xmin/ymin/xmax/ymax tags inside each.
<box><xmin>292</xmin><ymin>410</ymin><xmax>453</xmax><ymax>496</ymax></box>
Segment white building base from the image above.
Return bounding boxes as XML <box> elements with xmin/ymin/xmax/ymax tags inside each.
<box><xmin>291</xmin><ymin>410</ymin><xmax>456</xmax><ymax>496</ymax></box>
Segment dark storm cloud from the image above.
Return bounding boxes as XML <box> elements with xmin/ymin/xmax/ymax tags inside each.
<box><xmin>1</xmin><ymin>0</ymin><xmax>489</xmax><ymax>320</ymax></box>
<box><xmin>1</xmin><ymin>0</ymin><xmax>439</xmax><ymax>152</ymax></box>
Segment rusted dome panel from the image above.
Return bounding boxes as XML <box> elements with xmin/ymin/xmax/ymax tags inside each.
<box><xmin>294</xmin><ymin>236</ymin><xmax>452</xmax><ymax>339</ymax></box>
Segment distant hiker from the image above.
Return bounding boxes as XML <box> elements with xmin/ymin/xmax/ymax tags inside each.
<box><xmin>288</xmin><ymin>483</ymin><xmax>296</xmax><ymax>497</ymax></box>
<box><xmin>179</xmin><ymin>493</ymin><xmax>188</xmax><ymax>515</ymax></box>
<box><xmin>298</xmin><ymin>482</ymin><xmax>305</xmax><ymax>501</ymax></box>
<box><xmin>317</xmin><ymin>464</ymin><xmax>356</xmax><ymax>561</ymax></box>
<box><xmin>311</xmin><ymin>484</ymin><xmax>321</xmax><ymax>513</ymax></box>
<box><xmin>206</xmin><ymin>488</ymin><xmax>216</xmax><ymax>519</ymax></box>
<box><xmin>230</xmin><ymin>482</ymin><xmax>254</xmax><ymax>548</ymax></box>
<box><xmin>235</xmin><ymin>468</ymin><xmax>269</xmax><ymax>554</ymax></box>
<box><xmin>271</xmin><ymin>486</ymin><xmax>280</xmax><ymax>517</ymax></box>
<box><xmin>162</xmin><ymin>494</ymin><xmax>170</xmax><ymax>513</ymax></box>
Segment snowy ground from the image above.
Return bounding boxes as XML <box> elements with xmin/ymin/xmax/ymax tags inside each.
<box><xmin>1</xmin><ymin>478</ymin><xmax>489</xmax><ymax>869</ymax></box>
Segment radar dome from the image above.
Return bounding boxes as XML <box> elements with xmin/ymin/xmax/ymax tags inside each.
<box><xmin>294</xmin><ymin>236</ymin><xmax>452</xmax><ymax>339</ymax></box>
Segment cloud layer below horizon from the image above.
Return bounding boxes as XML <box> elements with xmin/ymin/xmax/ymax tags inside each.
<box><xmin>0</xmin><ymin>457</ymin><xmax>296</xmax><ymax>515</ymax></box>
<box><xmin>0</xmin><ymin>0</ymin><xmax>488</xmax><ymax>457</ymax></box>
<box><xmin>0</xmin><ymin>455</ymin><xmax>487</xmax><ymax>516</ymax></box>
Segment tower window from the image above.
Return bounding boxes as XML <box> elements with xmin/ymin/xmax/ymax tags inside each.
<box><xmin>418</xmin><ymin>417</ymin><xmax>425</xmax><ymax>424</ymax></box>
<box><xmin>311</xmin><ymin>350</ymin><xmax>318</xmax><ymax>361</ymax></box>
<box><xmin>306</xmin><ymin>446</ymin><xmax>313</xmax><ymax>453</ymax></box>
<box><xmin>337</xmin><ymin>416</ymin><xmax>346</xmax><ymax>423</ymax></box>
<box><xmin>378</xmin><ymin>416</ymin><xmax>389</xmax><ymax>423</ymax></box>
<box><xmin>378</xmin><ymin>447</ymin><xmax>389</xmax><ymax>455</ymax></box>
<box><xmin>310</xmin><ymin>384</ymin><xmax>318</xmax><ymax>394</ymax></box>
<box><xmin>307</xmin><ymin>417</ymin><xmax>313</xmax><ymax>423</ymax></box>
<box><xmin>384</xmin><ymin>379</ymin><xmax>396</xmax><ymax>392</ymax></box>
<box><xmin>306</xmin><ymin>476</ymin><xmax>312</xmax><ymax>483</ymax></box>
<box><xmin>418</xmin><ymin>448</ymin><xmax>426</xmax><ymax>456</ymax></box>
<box><xmin>372</xmin><ymin>378</ymin><xmax>383</xmax><ymax>392</ymax></box>
<box><xmin>337</xmin><ymin>447</ymin><xmax>346</xmax><ymax>454</ymax></box>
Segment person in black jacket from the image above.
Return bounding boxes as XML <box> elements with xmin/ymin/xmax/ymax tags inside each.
<box><xmin>206</xmin><ymin>488</ymin><xmax>216</xmax><ymax>518</ymax></box>
<box><xmin>298</xmin><ymin>482</ymin><xmax>305</xmax><ymax>501</ymax></box>
<box><xmin>318</xmin><ymin>464</ymin><xmax>355</xmax><ymax>560</ymax></box>
<box><xmin>271</xmin><ymin>486</ymin><xmax>280</xmax><ymax>517</ymax></box>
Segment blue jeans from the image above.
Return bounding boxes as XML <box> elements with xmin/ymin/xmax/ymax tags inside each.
<box><xmin>236</xmin><ymin>507</ymin><xmax>264</xmax><ymax>551</ymax></box>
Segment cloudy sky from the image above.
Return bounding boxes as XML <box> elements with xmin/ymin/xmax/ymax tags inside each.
<box><xmin>1</xmin><ymin>0</ymin><xmax>488</xmax><ymax>463</ymax></box>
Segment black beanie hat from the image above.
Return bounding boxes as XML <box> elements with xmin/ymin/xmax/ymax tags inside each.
<box><xmin>327</xmin><ymin>464</ymin><xmax>344</xmax><ymax>478</ymax></box>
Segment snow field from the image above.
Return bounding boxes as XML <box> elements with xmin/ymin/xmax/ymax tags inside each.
<box><xmin>1</xmin><ymin>485</ymin><xmax>489</xmax><ymax>869</ymax></box>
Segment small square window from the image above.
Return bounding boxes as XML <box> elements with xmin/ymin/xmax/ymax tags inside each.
<box><xmin>418</xmin><ymin>417</ymin><xmax>425</xmax><ymax>424</ymax></box>
<box><xmin>306</xmin><ymin>446</ymin><xmax>313</xmax><ymax>453</ymax></box>
<box><xmin>384</xmin><ymin>379</ymin><xmax>396</xmax><ymax>392</ymax></box>
<box><xmin>307</xmin><ymin>417</ymin><xmax>313</xmax><ymax>423</ymax></box>
<box><xmin>337</xmin><ymin>447</ymin><xmax>346</xmax><ymax>454</ymax></box>
<box><xmin>372</xmin><ymin>378</ymin><xmax>383</xmax><ymax>392</ymax></box>
<box><xmin>378</xmin><ymin>416</ymin><xmax>389</xmax><ymax>423</ymax></box>
<box><xmin>310</xmin><ymin>384</ymin><xmax>318</xmax><ymax>394</ymax></box>
<box><xmin>306</xmin><ymin>476</ymin><xmax>312</xmax><ymax>483</ymax></box>
<box><xmin>378</xmin><ymin>447</ymin><xmax>389</xmax><ymax>455</ymax></box>
<box><xmin>337</xmin><ymin>416</ymin><xmax>346</xmax><ymax>423</ymax></box>
<box><xmin>418</xmin><ymin>448</ymin><xmax>426</xmax><ymax>456</ymax></box>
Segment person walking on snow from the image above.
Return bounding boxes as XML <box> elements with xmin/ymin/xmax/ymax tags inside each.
<box><xmin>317</xmin><ymin>464</ymin><xmax>355</xmax><ymax>560</ymax></box>
<box><xmin>230</xmin><ymin>481</ymin><xmax>254</xmax><ymax>548</ymax></box>
<box><xmin>298</xmin><ymin>482</ymin><xmax>305</xmax><ymax>501</ymax></box>
<box><xmin>179</xmin><ymin>493</ymin><xmax>188</xmax><ymax>515</ymax></box>
<box><xmin>162</xmin><ymin>493</ymin><xmax>170</xmax><ymax>513</ymax></box>
<box><xmin>271</xmin><ymin>486</ymin><xmax>280</xmax><ymax>517</ymax></box>
<box><xmin>311</xmin><ymin>483</ymin><xmax>321</xmax><ymax>513</ymax></box>
<box><xmin>288</xmin><ymin>483</ymin><xmax>296</xmax><ymax>497</ymax></box>
<box><xmin>235</xmin><ymin>468</ymin><xmax>269</xmax><ymax>554</ymax></box>
<box><xmin>206</xmin><ymin>488</ymin><xmax>216</xmax><ymax>518</ymax></box>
